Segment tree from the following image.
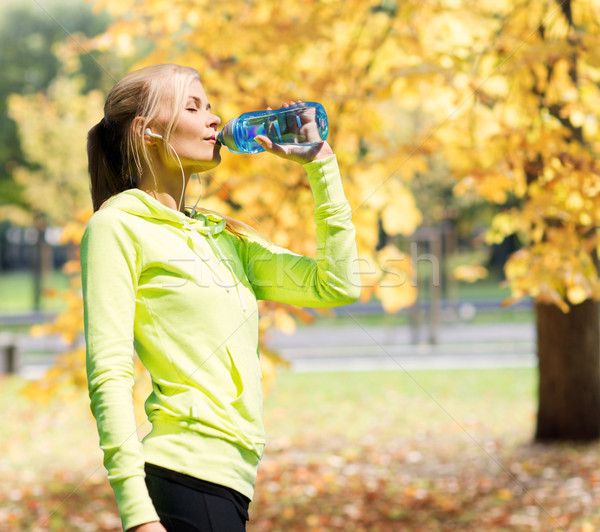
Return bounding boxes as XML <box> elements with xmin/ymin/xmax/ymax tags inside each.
<box><xmin>0</xmin><ymin>0</ymin><xmax>111</xmax><ymax>207</ymax></box>
<box><xmin>3</xmin><ymin>49</ymin><xmax>105</xmax><ymax>310</ymax></box>
<box><xmin>6</xmin><ymin>71</ymin><xmax>101</xmax><ymax>225</ymax></box>
<box><xmin>426</xmin><ymin>0</ymin><xmax>600</xmax><ymax>440</ymax></box>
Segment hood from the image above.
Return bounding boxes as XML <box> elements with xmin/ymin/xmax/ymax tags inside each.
<box><xmin>103</xmin><ymin>188</ymin><xmax>227</xmax><ymax>236</ymax></box>
<box><xmin>102</xmin><ymin>188</ymin><xmax>248</xmax><ymax>312</ymax></box>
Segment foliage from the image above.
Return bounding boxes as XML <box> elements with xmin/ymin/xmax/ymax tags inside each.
<box><xmin>452</xmin><ymin>264</ymin><xmax>489</xmax><ymax>283</ymax></box>
<box><xmin>19</xmin><ymin>210</ymin><xmax>90</xmax><ymax>403</ymax></box>
<box><xmin>419</xmin><ymin>0</ymin><xmax>600</xmax><ymax>311</ymax></box>
<box><xmin>6</xmin><ymin>71</ymin><xmax>99</xmax><ymax>226</ymax></box>
<box><xmin>0</xmin><ymin>0</ymin><xmax>112</xmax><ymax>206</ymax></box>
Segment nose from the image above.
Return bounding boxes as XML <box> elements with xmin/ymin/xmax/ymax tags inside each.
<box><xmin>208</xmin><ymin>112</ymin><xmax>221</xmax><ymax>128</ymax></box>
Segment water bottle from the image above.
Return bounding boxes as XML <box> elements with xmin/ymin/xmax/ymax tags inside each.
<box><xmin>217</xmin><ymin>102</ymin><xmax>328</xmax><ymax>154</ymax></box>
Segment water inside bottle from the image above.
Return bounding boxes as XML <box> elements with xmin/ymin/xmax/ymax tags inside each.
<box><xmin>218</xmin><ymin>102</ymin><xmax>328</xmax><ymax>154</ymax></box>
<box><xmin>245</xmin><ymin>106</ymin><xmax>323</xmax><ymax>145</ymax></box>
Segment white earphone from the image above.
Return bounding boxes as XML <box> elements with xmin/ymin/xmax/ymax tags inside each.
<box><xmin>145</xmin><ymin>128</ymin><xmax>163</xmax><ymax>139</ymax></box>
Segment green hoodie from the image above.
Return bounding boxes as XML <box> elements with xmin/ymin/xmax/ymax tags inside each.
<box><xmin>81</xmin><ymin>155</ymin><xmax>360</xmax><ymax>531</ymax></box>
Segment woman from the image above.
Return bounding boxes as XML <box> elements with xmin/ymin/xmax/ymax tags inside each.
<box><xmin>82</xmin><ymin>63</ymin><xmax>360</xmax><ymax>532</ymax></box>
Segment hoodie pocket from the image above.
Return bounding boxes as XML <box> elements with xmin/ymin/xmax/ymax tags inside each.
<box><xmin>226</xmin><ymin>344</ymin><xmax>266</xmax><ymax>444</ymax></box>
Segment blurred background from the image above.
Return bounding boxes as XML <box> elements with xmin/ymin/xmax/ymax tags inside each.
<box><xmin>1</xmin><ymin>0</ymin><xmax>600</xmax><ymax>530</ymax></box>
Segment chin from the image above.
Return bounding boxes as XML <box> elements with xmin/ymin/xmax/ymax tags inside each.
<box><xmin>192</xmin><ymin>154</ymin><xmax>221</xmax><ymax>173</ymax></box>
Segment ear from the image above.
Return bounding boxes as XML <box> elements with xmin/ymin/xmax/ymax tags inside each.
<box><xmin>132</xmin><ymin>116</ymin><xmax>158</xmax><ymax>146</ymax></box>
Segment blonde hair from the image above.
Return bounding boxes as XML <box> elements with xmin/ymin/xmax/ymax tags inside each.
<box><xmin>87</xmin><ymin>63</ymin><xmax>249</xmax><ymax>237</ymax></box>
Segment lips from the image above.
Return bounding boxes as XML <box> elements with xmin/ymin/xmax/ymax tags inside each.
<box><xmin>205</xmin><ymin>133</ymin><xmax>219</xmax><ymax>145</ymax></box>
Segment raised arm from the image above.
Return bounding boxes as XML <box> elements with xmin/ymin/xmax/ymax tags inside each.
<box><xmin>242</xmin><ymin>154</ymin><xmax>361</xmax><ymax>307</ymax></box>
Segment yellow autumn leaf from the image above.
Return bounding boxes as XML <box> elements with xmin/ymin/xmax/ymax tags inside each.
<box><xmin>357</xmin><ymin>253</ymin><xmax>381</xmax><ymax>302</ymax></box>
<box><xmin>62</xmin><ymin>260</ymin><xmax>81</xmax><ymax>275</ymax></box>
<box><xmin>29</xmin><ymin>324</ymin><xmax>49</xmax><ymax>338</ymax></box>
<box><xmin>381</xmin><ymin>186</ymin><xmax>422</xmax><ymax>236</ymax></box>
<box><xmin>566</xmin><ymin>285</ymin><xmax>588</xmax><ymax>305</ymax></box>
<box><xmin>486</xmin><ymin>212</ymin><xmax>520</xmax><ymax>245</ymax></box>
<box><xmin>569</xmin><ymin>109</ymin><xmax>585</xmax><ymax>128</ymax></box>
<box><xmin>378</xmin><ymin>245</ymin><xmax>414</xmax><ymax>274</ymax></box>
<box><xmin>504</xmin><ymin>250</ymin><xmax>530</xmax><ymax>281</ymax></box>
<box><xmin>273</xmin><ymin>309</ymin><xmax>296</xmax><ymax>335</ymax></box>
<box><xmin>375</xmin><ymin>280</ymin><xmax>418</xmax><ymax>314</ymax></box>
<box><xmin>374</xmin><ymin>246</ymin><xmax>417</xmax><ymax>312</ymax></box>
<box><xmin>496</xmin><ymin>488</ymin><xmax>514</xmax><ymax>501</ymax></box>
<box><xmin>452</xmin><ymin>265</ymin><xmax>489</xmax><ymax>283</ymax></box>
<box><xmin>477</xmin><ymin>171</ymin><xmax>514</xmax><ymax>204</ymax></box>
<box><xmin>537</xmin><ymin>286</ymin><xmax>570</xmax><ymax>313</ymax></box>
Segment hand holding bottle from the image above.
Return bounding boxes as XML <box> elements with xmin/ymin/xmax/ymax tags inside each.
<box><xmin>217</xmin><ymin>101</ymin><xmax>332</xmax><ymax>162</ymax></box>
<box><xmin>255</xmin><ymin>102</ymin><xmax>333</xmax><ymax>163</ymax></box>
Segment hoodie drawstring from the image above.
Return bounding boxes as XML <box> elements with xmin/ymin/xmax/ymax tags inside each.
<box><xmin>206</xmin><ymin>232</ymin><xmax>247</xmax><ymax>312</ymax></box>
<box><xmin>183</xmin><ymin>220</ymin><xmax>247</xmax><ymax>312</ymax></box>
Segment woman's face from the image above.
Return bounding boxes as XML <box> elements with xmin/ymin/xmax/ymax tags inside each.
<box><xmin>162</xmin><ymin>79</ymin><xmax>222</xmax><ymax>173</ymax></box>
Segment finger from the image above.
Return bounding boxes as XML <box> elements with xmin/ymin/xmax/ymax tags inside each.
<box><xmin>255</xmin><ymin>135</ymin><xmax>277</xmax><ymax>151</ymax></box>
<box><xmin>255</xmin><ymin>135</ymin><xmax>287</xmax><ymax>156</ymax></box>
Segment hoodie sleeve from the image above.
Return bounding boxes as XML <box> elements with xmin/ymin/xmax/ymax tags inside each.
<box><xmin>81</xmin><ymin>209</ymin><xmax>160</xmax><ymax>531</ymax></box>
<box><xmin>243</xmin><ymin>155</ymin><xmax>361</xmax><ymax>307</ymax></box>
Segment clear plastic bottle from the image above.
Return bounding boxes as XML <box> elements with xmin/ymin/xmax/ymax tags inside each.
<box><xmin>217</xmin><ymin>102</ymin><xmax>328</xmax><ymax>154</ymax></box>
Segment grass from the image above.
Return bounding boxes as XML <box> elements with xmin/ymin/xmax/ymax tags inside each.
<box><xmin>262</xmin><ymin>367</ymin><xmax>537</xmax><ymax>446</ymax></box>
<box><xmin>258</xmin><ymin>369</ymin><xmax>600</xmax><ymax>532</ymax></box>
<box><xmin>0</xmin><ymin>367</ymin><xmax>537</xmax><ymax>482</ymax></box>
<box><xmin>455</xmin><ymin>277</ymin><xmax>512</xmax><ymax>300</ymax></box>
<box><xmin>0</xmin><ymin>270</ymin><xmax>71</xmax><ymax>313</ymax></box>
<box><xmin>3</xmin><ymin>367</ymin><xmax>600</xmax><ymax>531</ymax></box>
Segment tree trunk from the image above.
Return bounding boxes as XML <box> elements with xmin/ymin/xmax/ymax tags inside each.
<box><xmin>32</xmin><ymin>214</ymin><xmax>51</xmax><ymax>312</ymax></box>
<box><xmin>535</xmin><ymin>299</ymin><xmax>600</xmax><ymax>441</ymax></box>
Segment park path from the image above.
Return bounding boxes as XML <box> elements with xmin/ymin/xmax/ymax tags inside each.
<box><xmin>4</xmin><ymin>313</ymin><xmax>536</xmax><ymax>377</ymax></box>
<box><xmin>263</xmin><ymin>320</ymin><xmax>536</xmax><ymax>372</ymax></box>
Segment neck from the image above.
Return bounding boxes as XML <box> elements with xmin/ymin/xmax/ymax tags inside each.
<box><xmin>139</xmin><ymin>186</ymin><xmax>186</xmax><ymax>212</ymax></box>
<box><xmin>138</xmin><ymin>159</ymin><xmax>192</xmax><ymax>214</ymax></box>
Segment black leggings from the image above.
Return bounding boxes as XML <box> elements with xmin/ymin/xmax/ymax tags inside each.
<box><xmin>144</xmin><ymin>469</ymin><xmax>248</xmax><ymax>532</ymax></box>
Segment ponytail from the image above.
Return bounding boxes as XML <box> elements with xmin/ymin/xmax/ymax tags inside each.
<box><xmin>87</xmin><ymin>118</ymin><xmax>136</xmax><ymax>212</ymax></box>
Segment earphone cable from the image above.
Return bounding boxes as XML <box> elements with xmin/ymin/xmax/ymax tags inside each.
<box><xmin>189</xmin><ymin>175</ymin><xmax>203</xmax><ymax>218</ymax></box>
<box><xmin>165</xmin><ymin>141</ymin><xmax>186</xmax><ymax>212</ymax></box>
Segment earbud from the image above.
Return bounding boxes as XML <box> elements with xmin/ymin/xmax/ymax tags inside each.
<box><xmin>145</xmin><ymin>128</ymin><xmax>163</xmax><ymax>139</ymax></box>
